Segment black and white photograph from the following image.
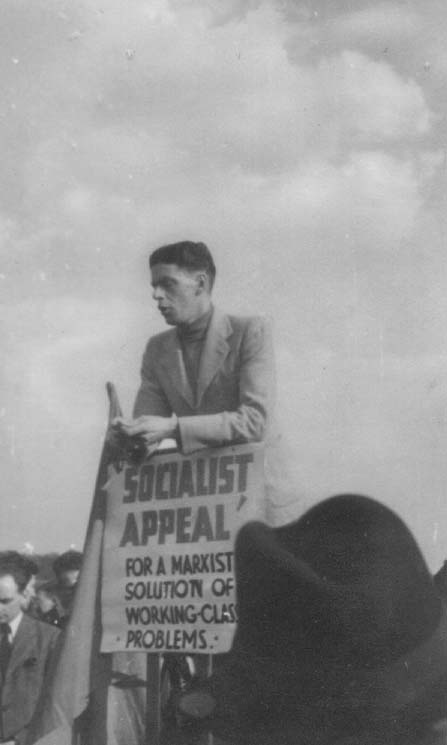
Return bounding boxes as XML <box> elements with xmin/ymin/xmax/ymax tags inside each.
<box><xmin>2</xmin><ymin>1</ymin><xmax>447</xmax><ymax>743</ymax></box>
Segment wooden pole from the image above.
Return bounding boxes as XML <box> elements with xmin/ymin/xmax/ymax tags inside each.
<box><xmin>145</xmin><ymin>653</ymin><xmax>161</xmax><ymax>745</ymax></box>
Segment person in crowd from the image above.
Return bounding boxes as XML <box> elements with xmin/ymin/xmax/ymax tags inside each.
<box><xmin>0</xmin><ymin>552</ymin><xmax>39</xmax><ymax>618</ymax></box>
<box><xmin>52</xmin><ymin>550</ymin><xmax>83</xmax><ymax>623</ymax></box>
<box><xmin>176</xmin><ymin>494</ymin><xmax>447</xmax><ymax>745</ymax></box>
<box><xmin>111</xmin><ymin>239</ymin><xmax>274</xmax><ymax>458</ymax></box>
<box><xmin>34</xmin><ymin>582</ymin><xmax>64</xmax><ymax>629</ymax></box>
<box><xmin>0</xmin><ymin>551</ymin><xmax>60</xmax><ymax>745</ymax></box>
<box><xmin>21</xmin><ymin>556</ymin><xmax>39</xmax><ymax>617</ymax></box>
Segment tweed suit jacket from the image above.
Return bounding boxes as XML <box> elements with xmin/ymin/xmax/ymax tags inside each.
<box><xmin>0</xmin><ymin>614</ymin><xmax>60</xmax><ymax>744</ymax></box>
<box><xmin>133</xmin><ymin>308</ymin><xmax>274</xmax><ymax>454</ymax></box>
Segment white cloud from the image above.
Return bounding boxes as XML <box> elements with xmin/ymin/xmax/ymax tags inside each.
<box><xmin>313</xmin><ymin>50</ymin><xmax>431</xmax><ymax>143</ymax></box>
<box><xmin>330</xmin><ymin>4</ymin><xmax>420</xmax><ymax>43</ymax></box>
<box><xmin>205</xmin><ymin>148</ymin><xmax>425</xmax><ymax>255</ymax></box>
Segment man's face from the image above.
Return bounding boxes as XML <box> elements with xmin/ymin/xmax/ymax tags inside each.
<box><xmin>36</xmin><ymin>590</ymin><xmax>55</xmax><ymax>614</ymax></box>
<box><xmin>151</xmin><ymin>263</ymin><xmax>205</xmax><ymax>326</ymax></box>
<box><xmin>0</xmin><ymin>574</ymin><xmax>26</xmax><ymax>624</ymax></box>
<box><xmin>58</xmin><ymin>569</ymin><xmax>80</xmax><ymax>588</ymax></box>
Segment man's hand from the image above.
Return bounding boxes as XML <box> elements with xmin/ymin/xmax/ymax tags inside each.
<box><xmin>106</xmin><ymin>422</ymin><xmax>148</xmax><ymax>466</ymax></box>
<box><xmin>112</xmin><ymin>415</ymin><xmax>178</xmax><ymax>447</ymax></box>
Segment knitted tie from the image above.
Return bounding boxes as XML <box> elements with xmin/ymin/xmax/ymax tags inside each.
<box><xmin>0</xmin><ymin>623</ymin><xmax>11</xmax><ymax>676</ymax></box>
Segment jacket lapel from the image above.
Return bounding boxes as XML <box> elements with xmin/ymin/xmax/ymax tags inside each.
<box><xmin>159</xmin><ymin>330</ymin><xmax>195</xmax><ymax>408</ymax></box>
<box><xmin>7</xmin><ymin>615</ymin><xmax>37</xmax><ymax>675</ymax></box>
<box><xmin>196</xmin><ymin>309</ymin><xmax>232</xmax><ymax>407</ymax></box>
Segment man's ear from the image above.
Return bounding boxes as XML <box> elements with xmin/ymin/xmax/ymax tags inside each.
<box><xmin>195</xmin><ymin>272</ymin><xmax>208</xmax><ymax>294</ymax></box>
<box><xmin>21</xmin><ymin>587</ymin><xmax>31</xmax><ymax>609</ymax></box>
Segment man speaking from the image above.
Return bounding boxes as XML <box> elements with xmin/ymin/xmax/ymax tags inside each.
<box><xmin>110</xmin><ymin>240</ymin><xmax>275</xmax><ymax>725</ymax></box>
<box><xmin>114</xmin><ymin>240</ymin><xmax>274</xmax><ymax>456</ymax></box>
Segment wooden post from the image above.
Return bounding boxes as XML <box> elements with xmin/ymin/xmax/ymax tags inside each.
<box><xmin>145</xmin><ymin>653</ymin><xmax>161</xmax><ymax>745</ymax></box>
<box><xmin>208</xmin><ymin>655</ymin><xmax>213</xmax><ymax>745</ymax></box>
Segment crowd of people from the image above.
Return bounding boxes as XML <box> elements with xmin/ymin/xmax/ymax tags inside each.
<box><xmin>3</xmin><ymin>522</ymin><xmax>447</xmax><ymax>745</ymax></box>
<box><xmin>0</xmin><ymin>549</ymin><xmax>83</xmax><ymax>744</ymax></box>
<box><xmin>23</xmin><ymin>549</ymin><xmax>83</xmax><ymax>629</ymax></box>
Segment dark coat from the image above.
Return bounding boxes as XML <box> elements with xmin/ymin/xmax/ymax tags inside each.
<box><xmin>0</xmin><ymin>613</ymin><xmax>60</xmax><ymax>744</ymax></box>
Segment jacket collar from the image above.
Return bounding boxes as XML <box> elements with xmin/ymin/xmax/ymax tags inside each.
<box><xmin>9</xmin><ymin>610</ymin><xmax>23</xmax><ymax>640</ymax></box>
<box><xmin>159</xmin><ymin>331</ymin><xmax>194</xmax><ymax>407</ymax></box>
<box><xmin>159</xmin><ymin>308</ymin><xmax>232</xmax><ymax>409</ymax></box>
<box><xmin>6</xmin><ymin>613</ymin><xmax>38</xmax><ymax>674</ymax></box>
<box><xmin>196</xmin><ymin>308</ymin><xmax>232</xmax><ymax>407</ymax></box>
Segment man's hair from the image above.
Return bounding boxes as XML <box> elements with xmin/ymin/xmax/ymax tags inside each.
<box><xmin>53</xmin><ymin>550</ymin><xmax>83</xmax><ymax>577</ymax></box>
<box><xmin>21</xmin><ymin>555</ymin><xmax>38</xmax><ymax>577</ymax></box>
<box><xmin>0</xmin><ymin>551</ymin><xmax>32</xmax><ymax>592</ymax></box>
<box><xmin>149</xmin><ymin>241</ymin><xmax>216</xmax><ymax>289</ymax></box>
<box><xmin>36</xmin><ymin>581</ymin><xmax>59</xmax><ymax>600</ymax></box>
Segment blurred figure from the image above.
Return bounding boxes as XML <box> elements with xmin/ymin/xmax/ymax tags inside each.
<box><xmin>21</xmin><ymin>556</ymin><xmax>39</xmax><ymax>614</ymax></box>
<box><xmin>52</xmin><ymin>550</ymin><xmax>83</xmax><ymax>623</ymax></box>
<box><xmin>177</xmin><ymin>495</ymin><xmax>447</xmax><ymax>745</ymax></box>
<box><xmin>34</xmin><ymin>582</ymin><xmax>64</xmax><ymax>628</ymax></box>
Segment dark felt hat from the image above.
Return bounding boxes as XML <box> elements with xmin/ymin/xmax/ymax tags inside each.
<box><xmin>178</xmin><ymin>495</ymin><xmax>447</xmax><ymax>743</ymax></box>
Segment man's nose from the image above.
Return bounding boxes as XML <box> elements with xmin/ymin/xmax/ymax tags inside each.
<box><xmin>152</xmin><ymin>285</ymin><xmax>164</xmax><ymax>301</ymax></box>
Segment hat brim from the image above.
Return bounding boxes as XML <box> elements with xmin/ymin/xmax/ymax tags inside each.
<box><xmin>179</xmin><ymin>603</ymin><xmax>447</xmax><ymax>739</ymax></box>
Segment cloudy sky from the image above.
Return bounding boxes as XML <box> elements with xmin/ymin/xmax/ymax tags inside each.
<box><xmin>2</xmin><ymin>0</ymin><xmax>447</xmax><ymax>569</ymax></box>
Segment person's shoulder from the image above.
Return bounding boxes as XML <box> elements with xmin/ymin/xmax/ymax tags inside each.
<box><xmin>223</xmin><ymin>312</ymin><xmax>270</xmax><ymax>333</ymax></box>
<box><xmin>144</xmin><ymin>328</ymin><xmax>177</xmax><ymax>353</ymax></box>
<box><xmin>224</xmin><ymin>314</ymin><xmax>272</xmax><ymax>351</ymax></box>
<box><xmin>21</xmin><ymin>613</ymin><xmax>61</xmax><ymax>641</ymax></box>
<box><xmin>35</xmin><ymin>615</ymin><xmax>61</xmax><ymax>637</ymax></box>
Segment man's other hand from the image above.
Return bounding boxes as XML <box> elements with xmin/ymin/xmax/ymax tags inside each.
<box><xmin>112</xmin><ymin>415</ymin><xmax>178</xmax><ymax>447</ymax></box>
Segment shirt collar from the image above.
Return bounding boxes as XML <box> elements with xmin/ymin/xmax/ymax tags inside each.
<box><xmin>9</xmin><ymin>611</ymin><xmax>23</xmax><ymax>640</ymax></box>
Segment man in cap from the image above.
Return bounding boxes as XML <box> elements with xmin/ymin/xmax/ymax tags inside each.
<box><xmin>177</xmin><ymin>494</ymin><xmax>447</xmax><ymax>745</ymax></box>
<box><xmin>0</xmin><ymin>551</ymin><xmax>60</xmax><ymax>745</ymax></box>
